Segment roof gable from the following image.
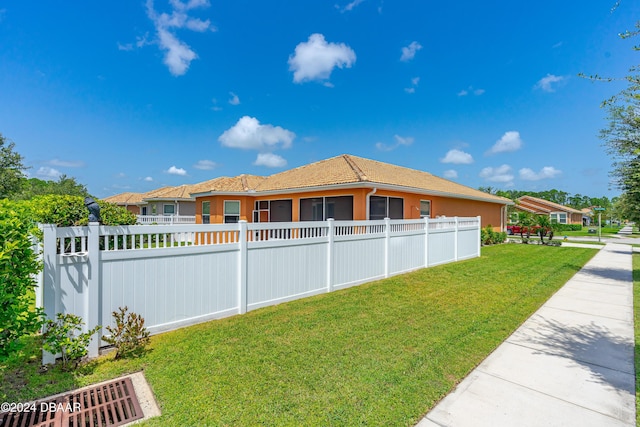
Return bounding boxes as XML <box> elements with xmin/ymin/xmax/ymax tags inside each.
<box><xmin>517</xmin><ymin>195</ymin><xmax>583</xmax><ymax>214</ymax></box>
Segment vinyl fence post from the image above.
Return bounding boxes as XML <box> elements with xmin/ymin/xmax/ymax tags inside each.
<box><xmin>477</xmin><ymin>216</ymin><xmax>481</xmax><ymax>257</ymax></box>
<box><xmin>454</xmin><ymin>217</ymin><xmax>459</xmax><ymax>262</ymax></box>
<box><xmin>86</xmin><ymin>222</ymin><xmax>101</xmax><ymax>358</ymax></box>
<box><xmin>424</xmin><ymin>216</ymin><xmax>429</xmax><ymax>268</ymax></box>
<box><xmin>41</xmin><ymin>224</ymin><xmax>57</xmax><ymax>365</ymax></box>
<box><xmin>384</xmin><ymin>217</ymin><xmax>390</xmax><ymax>278</ymax></box>
<box><xmin>238</xmin><ymin>220</ymin><xmax>248</xmax><ymax>314</ymax></box>
<box><xmin>327</xmin><ymin>219</ymin><xmax>334</xmax><ymax>293</ymax></box>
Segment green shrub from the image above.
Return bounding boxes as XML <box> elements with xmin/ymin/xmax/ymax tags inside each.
<box><xmin>42</xmin><ymin>313</ymin><xmax>100</xmax><ymax>370</ymax></box>
<box><xmin>481</xmin><ymin>225</ymin><xmax>506</xmax><ymax>246</ymax></box>
<box><xmin>102</xmin><ymin>306</ymin><xmax>150</xmax><ymax>359</ymax></box>
<box><xmin>0</xmin><ymin>199</ymin><xmax>43</xmax><ymax>355</ymax></box>
<box><xmin>25</xmin><ymin>195</ymin><xmax>136</xmax><ymax>226</ymax></box>
<box><xmin>553</xmin><ymin>224</ymin><xmax>583</xmax><ymax>232</ymax></box>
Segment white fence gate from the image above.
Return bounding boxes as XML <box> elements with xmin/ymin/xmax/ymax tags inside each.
<box><xmin>36</xmin><ymin>217</ymin><xmax>481</xmax><ymax>363</ymax></box>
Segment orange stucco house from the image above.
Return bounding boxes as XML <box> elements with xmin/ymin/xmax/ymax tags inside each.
<box><xmin>191</xmin><ymin>154</ymin><xmax>512</xmax><ymax>230</ymax></box>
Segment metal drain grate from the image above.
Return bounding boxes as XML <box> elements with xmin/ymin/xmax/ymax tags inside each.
<box><xmin>1</xmin><ymin>377</ymin><xmax>144</xmax><ymax>427</ymax></box>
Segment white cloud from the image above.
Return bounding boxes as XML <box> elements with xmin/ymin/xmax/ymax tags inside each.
<box><xmin>519</xmin><ymin>166</ymin><xmax>562</xmax><ymax>181</ymax></box>
<box><xmin>143</xmin><ymin>176</ymin><xmax>154</xmax><ymax>182</ymax></box>
<box><xmin>48</xmin><ymin>159</ymin><xmax>85</xmax><ymax>168</ymax></box>
<box><xmin>219</xmin><ymin>116</ymin><xmax>295</xmax><ymax>150</ymax></box>
<box><xmin>400</xmin><ymin>41</ymin><xmax>422</xmax><ymax>62</ymax></box>
<box><xmin>458</xmin><ymin>86</ymin><xmax>485</xmax><ymax>97</ymax></box>
<box><xmin>336</xmin><ymin>0</ymin><xmax>366</xmax><ymax>12</ymax></box>
<box><xmin>166</xmin><ymin>165</ymin><xmax>187</xmax><ymax>175</ymax></box>
<box><xmin>211</xmin><ymin>98</ymin><xmax>222</xmax><ymax>111</ymax></box>
<box><xmin>535</xmin><ymin>74</ymin><xmax>565</xmax><ymax>92</ymax></box>
<box><xmin>228</xmin><ymin>92</ymin><xmax>240</xmax><ymax>105</ymax></box>
<box><xmin>441</xmin><ymin>149</ymin><xmax>474</xmax><ymax>164</ymax></box>
<box><xmin>288</xmin><ymin>33</ymin><xmax>356</xmax><ymax>84</ymax></box>
<box><xmin>480</xmin><ymin>164</ymin><xmax>514</xmax><ymax>183</ymax></box>
<box><xmin>405</xmin><ymin>76</ymin><xmax>419</xmax><ymax>93</ymax></box>
<box><xmin>375</xmin><ymin>134</ymin><xmax>414</xmax><ymax>151</ymax></box>
<box><xmin>489</xmin><ymin>131</ymin><xmax>523</xmax><ymax>154</ymax></box>
<box><xmin>254</xmin><ymin>153</ymin><xmax>287</xmax><ymax>168</ymax></box>
<box><xmin>36</xmin><ymin>167</ymin><xmax>62</xmax><ymax>179</ymax></box>
<box><xmin>117</xmin><ymin>42</ymin><xmax>134</xmax><ymax>51</ymax></box>
<box><xmin>193</xmin><ymin>159</ymin><xmax>217</xmax><ymax>170</ymax></box>
<box><xmin>145</xmin><ymin>0</ymin><xmax>214</xmax><ymax>76</ymax></box>
<box><xmin>443</xmin><ymin>169</ymin><xmax>458</xmax><ymax>179</ymax></box>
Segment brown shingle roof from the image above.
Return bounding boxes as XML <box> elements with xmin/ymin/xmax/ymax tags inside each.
<box><xmin>103</xmin><ymin>192</ymin><xmax>146</xmax><ymax>205</ymax></box>
<box><xmin>144</xmin><ymin>185</ymin><xmax>194</xmax><ymax>200</ymax></box>
<box><xmin>518</xmin><ymin>195</ymin><xmax>583</xmax><ymax>214</ymax></box>
<box><xmin>254</xmin><ymin>154</ymin><xmax>511</xmax><ymax>204</ymax></box>
<box><xmin>190</xmin><ymin>174</ymin><xmax>267</xmax><ymax>194</ymax></box>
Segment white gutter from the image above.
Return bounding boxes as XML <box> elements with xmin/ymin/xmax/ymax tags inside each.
<box><xmin>365</xmin><ymin>187</ymin><xmax>377</xmax><ymax>220</ymax></box>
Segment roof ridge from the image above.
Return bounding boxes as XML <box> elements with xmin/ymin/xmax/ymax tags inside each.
<box><xmin>342</xmin><ymin>154</ymin><xmax>368</xmax><ymax>182</ymax></box>
<box><xmin>240</xmin><ymin>174</ymin><xmax>249</xmax><ymax>191</ymax></box>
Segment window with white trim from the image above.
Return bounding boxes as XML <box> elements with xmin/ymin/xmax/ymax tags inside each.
<box><xmin>163</xmin><ymin>204</ymin><xmax>175</xmax><ymax>215</ymax></box>
<box><xmin>550</xmin><ymin>212</ymin><xmax>567</xmax><ymax>224</ymax></box>
<box><xmin>420</xmin><ymin>200</ymin><xmax>431</xmax><ymax>218</ymax></box>
<box><xmin>202</xmin><ymin>201</ymin><xmax>210</xmax><ymax>224</ymax></box>
<box><xmin>224</xmin><ymin>200</ymin><xmax>240</xmax><ymax>223</ymax></box>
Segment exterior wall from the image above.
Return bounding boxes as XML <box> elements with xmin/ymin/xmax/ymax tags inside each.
<box><xmin>124</xmin><ymin>205</ymin><xmax>141</xmax><ymax>215</ymax></box>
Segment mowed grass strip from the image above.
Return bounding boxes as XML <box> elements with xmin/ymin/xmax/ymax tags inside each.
<box><xmin>1</xmin><ymin>244</ymin><xmax>596</xmax><ymax>426</ymax></box>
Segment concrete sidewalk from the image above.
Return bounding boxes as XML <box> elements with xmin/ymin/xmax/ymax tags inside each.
<box><xmin>417</xmin><ymin>243</ymin><xmax>635</xmax><ymax>427</ymax></box>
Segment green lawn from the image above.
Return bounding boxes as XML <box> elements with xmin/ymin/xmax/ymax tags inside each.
<box><xmin>560</xmin><ymin>226</ymin><xmax>624</xmax><ymax>238</ymax></box>
<box><xmin>1</xmin><ymin>244</ymin><xmax>597</xmax><ymax>426</ymax></box>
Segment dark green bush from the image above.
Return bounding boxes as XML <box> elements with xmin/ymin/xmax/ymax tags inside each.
<box><xmin>0</xmin><ymin>199</ymin><xmax>43</xmax><ymax>355</ymax></box>
<box><xmin>481</xmin><ymin>225</ymin><xmax>506</xmax><ymax>246</ymax></box>
<box><xmin>552</xmin><ymin>224</ymin><xmax>583</xmax><ymax>232</ymax></box>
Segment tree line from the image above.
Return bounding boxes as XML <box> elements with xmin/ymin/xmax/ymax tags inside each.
<box><xmin>478</xmin><ymin>187</ymin><xmax>614</xmax><ymax>211</ymax></box>
<box><xmin>0</xmin><ymin>133</ymin><xmax>90</xmax><ymax>200</ymax></box>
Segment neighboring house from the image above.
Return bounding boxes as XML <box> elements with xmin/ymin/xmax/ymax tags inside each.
<box><xmin>581</xmin><ymin>208</ymin><xmax>593</xmax><ymax>226</ymax></box>
<box><xmin>514</xmin><ymin>195</ymin><xmax>583</xmax><ymax>225</ymax></box>
<box><xmin>142</xmin><ymin>185</ymin><xmax>197</xmax><ymax>217</ymax></box>
<box><xmin>103</xmin><ymin>192</ymin><xmax>146</xmax><ymax>215</ymax></box>
<box><xmin>191</xmin><ymin>154</ymin><xmax>512</xmax><ymax>229</ymax></box>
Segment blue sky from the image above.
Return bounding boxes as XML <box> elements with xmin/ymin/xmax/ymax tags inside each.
<box><xmin>1</xmin><ymin>1</ymin><xmax>637</xmax><ymax>199</ymax></box>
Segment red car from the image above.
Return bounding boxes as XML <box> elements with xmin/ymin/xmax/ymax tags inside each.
<box><xmin>507</xmin><ymin>225</ymin><xmax>542</xmax><ymax>235</ymax></box>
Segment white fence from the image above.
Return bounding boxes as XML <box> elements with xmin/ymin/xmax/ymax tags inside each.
<box><xmin>36</xmin><ymin>217</ymin><xmax>480</xmax><ymax>363</ymax></box>
<box><xmin>136</xmin><ymin>214</ymin><xmax>196</xmax><ymax>224</ymax></box>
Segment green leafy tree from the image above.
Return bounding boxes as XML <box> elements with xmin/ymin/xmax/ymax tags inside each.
<box><xmin>596</xmin><ymin>21</ymin><xmax>640</xmax><ymax>222</ymax></box>
<box><xmin>15</xmin><ymin>175</ymin><xmax>90</xmax><ymax>200</ymax></box>
<box><xmin>0</xmin><ymin>134</ymin><xmax>28</xmax><ymax>199</ymax></box>
<box><xmin>0</xmin><ymin>199</ymin><xmax>43</xmax><ymax>355</ymax></box>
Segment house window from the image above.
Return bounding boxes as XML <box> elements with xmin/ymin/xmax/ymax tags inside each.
<box><xmin>202</xmin><ymin>201</ymin><xmax>210</xmax><ymax>224</ymax></box>
<box><xmin>224</xmin><ymin>200</ymin><xmax>240</xmax><ymax>224</ymax></box>
<box><xmin>550</xmin><ymin>212</ymin><xmax>567</xmax><ymax>224</ymax></box>
<box><xmin>254</xmin><ymin>200</ymin><xmax>293</xmax><ymax>222</ymax></box>
<box><xmin>369</xmin><ymin>196</ymin><xmax>403</xmax><ymax>220</ymax></box>
<box><xmin>420</xmin><ymin>200</ymin><xmax>431</xmax><ymax>218</ymax></box>
<box><xmin>163</xmin><ymin>204</ymin><xmax>175</xmax><ymax>216</ymax></box>
<box><xmin>141</xmin><ymin>206</ymin><xmax>148</xmax><ymax>216</ymax></box>
<box><xmin>300</xmin><ymin>196</ymin><xmax>353</xmax><ymax>221</ymax></box>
